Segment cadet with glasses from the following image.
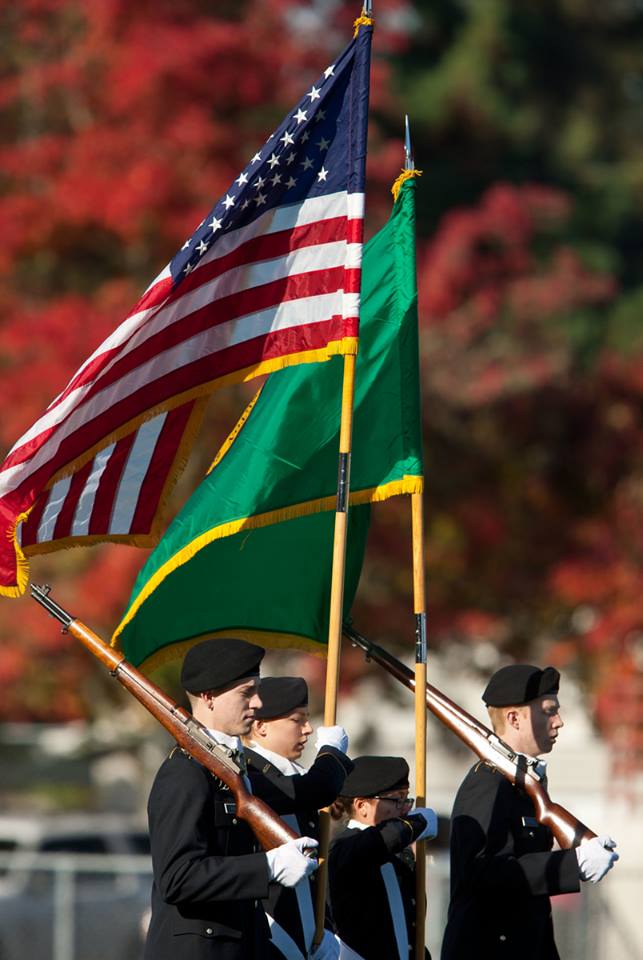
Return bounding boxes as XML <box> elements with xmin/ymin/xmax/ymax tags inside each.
<box><xmin>245</xmin><ymin>676</ymin><xmax>353</xmax><ymax>960</ymax></box>
<box><xmin>329</xmin><ymin>756</ymin><xmax>438</xmax><ymax>960</ymax></box>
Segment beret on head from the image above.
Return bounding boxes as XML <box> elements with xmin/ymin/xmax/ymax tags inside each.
<box><xmin>341</xmin><ymin>756</ymin><xmax>409</xmax><ymax>799</ymax></box>
<box><xmin>180</xmin><ymin>638</ymin><xmax>265</xmax><ymax>694</ymax></box>
<box><xmin>254</xmin><ymin>677</ymin><xmax>309</xmax><ymax>720</ymax></box>
<box><xmin>482</xmin><ymin>664</ymin><xmax>560</xmax><ymax>707</ymax></box>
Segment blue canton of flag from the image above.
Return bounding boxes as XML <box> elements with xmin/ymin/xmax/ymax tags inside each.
<box><xmin>171</xmin><ymin>25</ymin><xmax>371</xmax><ymax>283</ymax></box>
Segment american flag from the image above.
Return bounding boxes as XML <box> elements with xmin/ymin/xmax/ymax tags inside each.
<box><xmin>18</xmin><ymin>401</ymin><xmax>203</xmax><ymax>554</ymax></box>
<box><xmin>0</xmin><ymin>23</ymin><xmax>372</xmax><ymax>596</ymax></box>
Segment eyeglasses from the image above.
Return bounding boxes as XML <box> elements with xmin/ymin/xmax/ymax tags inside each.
<box><xmin>372</xmin><ymin>796</ymin><xmax>414</xmax><ymax>810</ymax></box>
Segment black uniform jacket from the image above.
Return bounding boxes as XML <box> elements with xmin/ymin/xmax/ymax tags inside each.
<box><xmin>144</xmin><ymin>747</ymin><xmax>271</xmax><ymax>960</ymax></box>
<box><xmin>329</xmin><ymin>817</ymin><xmax>430</xmax><ymax>960</ymax></box>
<box><xmin>246</xmin><ymin>746</ymin><xmax>354</xmax><ymax>959</ymax></box>
<box><xmin>440</xmin><ymin>762</ymin><xmax>580</xmax><ymax>960</ymax></box>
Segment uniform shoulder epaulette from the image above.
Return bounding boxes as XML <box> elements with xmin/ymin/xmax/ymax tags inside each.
<box><xmin>474</xmin><ymin>759</ymin><xmax>496</xmax><ymax>775</ymax></box>
<box><xmin>246</xmin><ymin>752</ymin><xmax>280</xmax><ymax>777</ymax></box>
<box><xmin>168</xmin><ymin>745</ymin><xmax>231</xmax><ymax>790</ymax></box>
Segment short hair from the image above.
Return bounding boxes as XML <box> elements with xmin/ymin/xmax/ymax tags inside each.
<box><xmin>330</xmin><ymin>796</ymin><xmax>358</xmax><ymax>822</ymax></box>
<box><xmin>487</xmin><ymin>704</ymin><xmax>509</xmax><ymax>734</ymax></box>
<box><xmin>187</xmin><ymin>691</ymin><xmax>200</xmax><ymax>710</ymax></box>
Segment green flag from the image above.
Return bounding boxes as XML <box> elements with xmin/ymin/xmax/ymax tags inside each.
<box><xmin>114</xmin><ymin>176</ymin><xmax>423</xmax><ymax>669</ymax></box>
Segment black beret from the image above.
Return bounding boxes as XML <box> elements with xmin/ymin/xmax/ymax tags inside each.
<box><xmin>254</xmin><ymin>677</ymin><xmax>308</xmax><ymax>720</ymax></box>
<box><xmin>341</xmin><ymin>756</ymin><xmax>409</xmax><ymax>799</ymax></box>
<box><xmin>180</xmin><ymin>638</ymin><xmax>264</xmax><ymax>693</ymax></box>
<box><xmin>482</xmin><ymin>664</ymin><xmax>560</xmax><ymax>707</ymax></box>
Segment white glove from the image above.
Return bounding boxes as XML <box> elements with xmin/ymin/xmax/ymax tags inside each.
<box><xmin>575</xmin><ymin>835</ymin><xmax>619</xmax><ymax>883</ymax></box>
<box><xmin>311</xmin><ymin>929</ymin><xmax>340</xmax><ymax>960</ymax></box>
<box><xmin>410</xmin><ymin>807</ymin><xmax>438</xmax><ymax>841</ymax></box>
<box><xmin>314</xmin><ymin>724</ymin><xmax>349</xmax><ymax>754</ymax></box>
<box><xmin>265</xmin><ymin>836</ymin><xmax>319</xmax><ymax>887</ymax></box>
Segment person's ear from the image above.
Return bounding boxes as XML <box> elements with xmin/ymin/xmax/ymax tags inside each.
<box><xmin>354</xmin><ymin>797</ymin><xmax>368</xmax><ymax>819</ymax></box>
<box><xmin>254</xmin><ymin>719</ymin><xmax>268</xmax><ymax>739</ymax></box>
<box><xmin>506</xmin><ymin>708</ymin><xmax>520</xmax><ymax>730</ymax></box>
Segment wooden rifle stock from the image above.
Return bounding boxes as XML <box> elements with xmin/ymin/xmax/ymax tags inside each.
<box><xmin>31</xmin><ymin>584</ymin><xmax>298</xmax><ymax>851</ymax></box>
<box><xmin>344</xmin><ymin>623</ymin><xmax>595</xmax><ymax>849</ymax></box>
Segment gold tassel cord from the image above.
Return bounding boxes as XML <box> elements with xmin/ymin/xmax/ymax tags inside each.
<box><xmin>353</xmin><ymin>14</ymin><xmax>374</xmax><ymax>37</ymax></box>
<box><xmin>391</xmin><ymin>168</ymin><xmax>423</xmax><ymax>202</ymax></box>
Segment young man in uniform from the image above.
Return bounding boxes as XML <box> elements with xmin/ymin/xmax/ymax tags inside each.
<box><xmin>328</xmin><ymin>755</ymin><xmax>438</xmax><ymax>960</ymax></box>
<box><xmin>441</xmin><ymin>663</ymin><xmax>619</xmax><ymax>960</ymax></box>
<box><xmin>144</xmin><ymin>639</ymin><xmax>318</xmax><ymax>960</ymax></box>
<box><xmin>245</xmin><ymin>675</ymin><xmax>353</xmax><ymax>960</ymax></box>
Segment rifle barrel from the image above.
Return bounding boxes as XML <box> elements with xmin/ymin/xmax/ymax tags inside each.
<box><xmin>31</xmin><ymin>585</ymin><xmax>298</xmax><ymax>850</ymax></box>
<box><xmin>344</xmin><ymin>623</ymin><xmax>595</xmax><ymax>848</ymax></box>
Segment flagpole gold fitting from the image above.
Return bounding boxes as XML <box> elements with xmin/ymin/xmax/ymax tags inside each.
<box><xmin>391</xmin><ymin>168</ymin><xmax>422</xmax><ymax>201</ymax></box>
<box><xmin>353</xmin><ymin>8</ymin><xmax>374</xmax><ymax>37</ymax></box>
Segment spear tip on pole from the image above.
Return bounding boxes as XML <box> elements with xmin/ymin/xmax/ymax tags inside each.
<box><xmin>404</xmin><ymin>114</ymin><xmax>414</xmax><ymax>171</ymax></box>
<box><xmin>363</xmin><ymin>0</ymin><xmax>373</xmax><ymax>15</ymax></box>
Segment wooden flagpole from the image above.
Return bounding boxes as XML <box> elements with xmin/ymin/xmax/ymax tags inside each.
<box><xmin>314</xmin><ymin>5</ymin><xmax>371</xmax><ymax>946</ymax></box>
<box><xmin>405</xmin><ymin>114</ymin><xmax>429</xmax><ymax>960</ymax></box>
<box><xmin>412</xmin><ymin>491</ymin><xmax>428</xmax><ymax>958</ymax></box>
<box><xmin>314</xmin><ymin>349</ymin><xmax>357</xmax><ymax>947</ymax></box>
<box><xmin>323</xmin><ymin>351</ymin><xmax>358</xmax><ymax>730</ymax></box>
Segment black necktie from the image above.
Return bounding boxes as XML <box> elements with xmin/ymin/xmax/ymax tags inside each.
<box><xmin>228</xmin><ymin>746</ymin><xmax>248</xmax><ymax>776</ymax></box>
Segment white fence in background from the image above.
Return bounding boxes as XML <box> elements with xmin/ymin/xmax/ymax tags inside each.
<box><xmin>0</xmin><ymin>850</ymin><xmax>639</xmax><ymax>960</ymax></box>
<box><xmin>0</xmin><ymin>851</ymin><xmax>152</xmax><ymax>960</ymax></box>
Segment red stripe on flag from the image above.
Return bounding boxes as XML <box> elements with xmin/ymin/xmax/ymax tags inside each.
<box><xmin>128</xmin><ymin>404</ymin><xmax>194</xmax><ymax>534</ymax></box>
<box><xmin>20</xmin><ymin>491</ymin><xmax>49</xmax><ymax>548</ymax></box>
<box><xmin>88</xmin><ymin>432</ymin><xmax>137</xmax><ymax>535</ymax></box>
<box><xmin>52</xmin><ymin>460</ymin><xmax>94</xmax><ymax>541</ymax></box>
<box><xmin>50</xmin><ymin>275</ymin><xmax>176</xmax><ymax>412</ymax></box>
<box><xmin>1</xmin><ymin>265</ymin><xmax>359</xmax><ymax>480</ymax></box>
<box><xmin>3</xmin><ymin>313</ymin><xmax>358</xmax><ymax>510</ymax></box>
<box><xmin>68</xmin><ymin>265</ymin><xmax>356</xmax><ymax>406</ymax></box>
<box><xmin>125</xmin><ymin>274</ymin><xmax>174</xmax><ymax>318</ymax></box>
<box><xmin>40</xmin><ymin>216</ymin><xmax>360</xmax><ymax>417</ymax></box>
<box><xmin>165</xmin><ymin>216</ymin><xmax>358</xmax><ymax>303</ymax></box>
<box><xmin>2</xmin><ymin>277</ymin><xmax>357</xmax><ymax>482</ymax></box>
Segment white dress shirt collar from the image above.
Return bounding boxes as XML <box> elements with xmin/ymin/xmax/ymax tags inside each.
<box><xmin>204</xmin><ymin>728</ymin><xmax>243</xmax><ymax>753</ymax></box>
<box><xmin>248</xmin><ymin>742</ymin><xmax>306</xmax><ymax>776</ymax></box>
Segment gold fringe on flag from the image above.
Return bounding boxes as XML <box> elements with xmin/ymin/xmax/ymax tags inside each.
<box><xmin>0</xmin><ymin>510</ymin><xmax>32</xmax><ymax>598</ymax></box>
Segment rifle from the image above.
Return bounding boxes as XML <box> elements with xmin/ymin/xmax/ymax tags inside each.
<box><xmin>344</xmin><ymin>622</ymin><xmax>595</xmax><ymax>849</ymax></box>
<box><xmin>31</xmin><ymin>584</ymin><xmax>299</xmax><ymax>851</ymax></box>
